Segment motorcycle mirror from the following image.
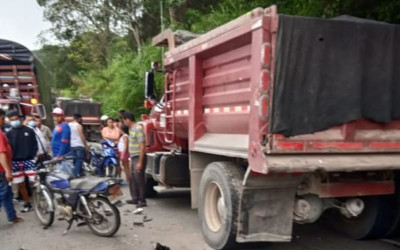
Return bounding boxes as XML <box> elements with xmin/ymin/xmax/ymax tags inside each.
<box><xmin>145</xmin><ymin>71</ymin><xmax>155</xmax><ymax>100</ymax></box>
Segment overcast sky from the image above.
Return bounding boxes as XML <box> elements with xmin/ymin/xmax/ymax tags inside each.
<box><xmin>0</xmin><ymin>0</ymin><xmax>54</xmax><ymax>50</ymax></box>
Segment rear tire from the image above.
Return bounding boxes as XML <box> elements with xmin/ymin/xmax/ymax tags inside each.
<box><xmin>383</xmin><ymin>172</ymin><xmax>400</xmax><ymax>237</ymax></box>
<box><xmin>327</xmin><ymin>196</ymin><xmax>393</xmax><ymax>239</ymax></box>
<box><xmin>33</xmin><ymin>187</ymin><xmax>55</xmax><ymax>227</ymax></box>
<box><xmin>198</xmin><ymin>162</ymin><xmax>245</xmax><ymax>250</ymax></box>
<box><xmin>86</xmin><ymin>196</ymin><xmax>121</xmax><ymax>237</ymax></box>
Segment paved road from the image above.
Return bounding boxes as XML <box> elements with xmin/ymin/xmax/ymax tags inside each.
<box><xmin>1</xmin><ymin>187</ymin><xmax>399</xmax><ymax>250</ymax></box>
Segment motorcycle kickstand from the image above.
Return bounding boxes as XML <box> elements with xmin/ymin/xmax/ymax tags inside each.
<box><xmin>63</xmin><ymin>218</ymin><xmax>74</xmax><ymax>235</ymax></box>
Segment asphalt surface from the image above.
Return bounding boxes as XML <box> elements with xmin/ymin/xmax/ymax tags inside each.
<box><xmin>1</xmin><ymin>187</ymin><xmax>399</xmax><ymax>250</ymax></box>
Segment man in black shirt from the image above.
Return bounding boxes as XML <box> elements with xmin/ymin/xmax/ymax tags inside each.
<box><xmin>6</xmin><ymin>110</ymin><xmax>38</xmax><ymax>212</ymax></box>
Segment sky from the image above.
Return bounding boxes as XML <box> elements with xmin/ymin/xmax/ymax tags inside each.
<box><xmin>0</xmin><ymin>0</ymin><xmax>54</xmax><ymax>50</ymax></box>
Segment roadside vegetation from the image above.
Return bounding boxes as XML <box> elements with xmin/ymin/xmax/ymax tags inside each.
<box><xmin>36</xmin><ymin>0</ymin><xmax>400</xmax><ymax>117</ymax></box>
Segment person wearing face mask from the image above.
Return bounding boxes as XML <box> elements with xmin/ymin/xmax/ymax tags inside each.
<box><xmin>24</xmin><ymin>114</ymin><xmax>47</xmax><ymax>158</ymax></box>
<box><xmin>6</xmin><ymin>110</ymin><xmax>38</xmax><ymax>213</ymax></box>
<box><xmin>0</xmin><ymin>108</ymin><xmax>23</xmax><ymax>224</ymax></box>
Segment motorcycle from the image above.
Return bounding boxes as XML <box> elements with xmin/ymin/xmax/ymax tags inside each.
<box><xmin>86</xmin><ymin>140</ymin><xmax>119</xmax><ymax>177</ymax></box>
<box><xmin>33</xmin><ymin>156</ymin><xmax>122</xmax><ymax>237</ymax></box>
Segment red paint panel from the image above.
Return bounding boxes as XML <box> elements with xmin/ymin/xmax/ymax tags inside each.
<box><xmin>203</xmin><ymin>66</ymin><xmax>250</xmax><ymax>88</ymax></box>
<box><xmin>202</xmin><ymin>88</ymin><xmax>251</xmax><ymax>106</ymax></box>
<box><xmin>202</xmin><ymin>44</ymin><xmax>251</xmax><ymax>70</ymax></box>
<box><xmin>369</xmin><ymin>142</ymin><xmax>400</xmax><ymax>149</ymax></box>
<box><xmin>319</xmin><ymin>182</ymin><xmax>395</xmax><ymax>198</ymax></box>
<box><xmin>276</xmin><ymin>141</ymin><xmax>304</xmax><ymax>151</ymax></box>
<box><xmin>203</xmin><ymin>112</ymin><xmax>249</xmax><ymax>134</ymax></box>
<box><xmin>311</xmin><ymin>142</ymin><xmax>364</xmax><ymax>150</ymax></box>
<box><xmin>262</xmin><ymin>43</ymin><xmax>271</xmax><ymax>66</ymax></box>
<box><xmin>259</xmin><ymin>95</ymin><xmax>269</xmax><ymax>120</ymax></box>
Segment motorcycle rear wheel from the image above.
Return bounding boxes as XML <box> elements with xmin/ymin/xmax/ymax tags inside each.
<box><xmin>33</xmin><ymin>187</ymin><xmax>55</xmax><ymax>227</ymax></box>
<box><xmin>86</xmin><ymin>196</ymin><xmax>121</xmax><ymax>237</ymax></box>
<box><xmin>106</xmin><ymin>163</ymin><xmax>117</xmax><ymax>177</ymax></box>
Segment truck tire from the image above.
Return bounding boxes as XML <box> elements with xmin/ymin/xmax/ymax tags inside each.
<box><xmin>198</xmin><ymin>162</ymin><xmax>245</xmax><ymax>250</ymax></box>
<box><xmin>383</xmin><ymin>172</ymin><xmax>400</xmax><ymax>238</ymax></box>
<box><xmin>145</xmin><ymin>174</ymin><xmax>158</xmax><ymax>198</ymax></box>
<box><xmin>327</xmin><ymin>196</ymin><xmax>393</xmax><ymax>239</ymax></box>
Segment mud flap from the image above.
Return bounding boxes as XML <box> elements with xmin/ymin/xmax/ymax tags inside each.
<box><xmin>236</xmin><ymin>168</ymin><xmax>303</xmax><ymax>243</ymax></box>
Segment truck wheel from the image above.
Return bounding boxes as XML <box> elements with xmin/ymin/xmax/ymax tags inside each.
<box><xmin>328</xmin><ymin>196</ymin><xmax>393</xmax><ymax>239</ymax></box>
<box><xmin>198</xmin><ymin>162</ymin><xmax>245</xmax><ymax>250</ymax></box>
<box><xmin>145</xmin><ymin>174</ymin><xmax>158</xmax><ymax>198</ymax></box>
<box><xmin>383</xmin><ymin>172</ymin><xmax>400</xmax><ymax>238</ymax></box>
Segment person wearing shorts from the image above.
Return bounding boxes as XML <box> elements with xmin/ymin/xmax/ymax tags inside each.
<box><xmin>118</xmin><ymin>125</ymin><xmax>130</xmax><ymax>184</ymax></box>
<box><xmin>6</xmin><ymin>110</ymin><xmax>38</xmax><ymax>213</ymax></box>
<box><xmin>0</xmin><ymin>109</ymin><xmax>23</xmax><ymax>224</ymax></box>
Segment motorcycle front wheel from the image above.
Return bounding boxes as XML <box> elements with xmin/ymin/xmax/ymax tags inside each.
<box><xmin>33</xmin><ymin>187</ymin><xmax>55</xmax><ymax>226</ymax></box>
<box><xmin>86</xmin><ymin>196</ymin><xmax>121</xmax><ymax>237</ymax></box>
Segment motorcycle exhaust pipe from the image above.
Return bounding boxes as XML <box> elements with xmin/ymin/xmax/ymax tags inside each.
<box><xmin>80</xmin><ymin>195</ymin><xmax>93</xmax><ymax>218</ymax></box>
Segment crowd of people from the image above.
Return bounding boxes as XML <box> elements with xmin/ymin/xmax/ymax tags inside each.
<box><xmin>0</xmin><ymin>107</ymin><xmax>146</xmax><ymax>225</ymax></box>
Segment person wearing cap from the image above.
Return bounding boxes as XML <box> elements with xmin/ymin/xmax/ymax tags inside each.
<box><xmin>0</xmin><ymin>109</ymin><xmax>23</xmax><ymax>223</ymax></box>
<box><xmin>69</xmin><ymin>113</ymin><xmax>89</xmax><ymax>177</ymax></box>
<box><xmin>51</xmin><ymin>108</ymin><xmax>71</xmax><ymax>157</ymax></box>
<box><xmin>6</xmin><ymin>110</ymin><xmax>38</xmax><ymax>213</ymax></box>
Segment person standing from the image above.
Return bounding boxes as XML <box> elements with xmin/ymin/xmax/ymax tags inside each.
<box><xmin>6</xmin><ymin>110</ymin><xmax>38</xmax><ymax>212</ymax></box>
<box><xmin>34</xmin><ymin>114</ymin><xmax>52</xmax><ymax>154</ymax></box>
<box><xmin>118</xmin><ymin>125</ymin><xmax>130</xmax><ymax>184</ymax></box>
<box><xmin>24</xmin><ymin>114</ymin><xmax>46</xmax><ymax>157</ymax></box>
<box><xmin>0</xmin><ymin>109</ymin><xmax>22</xmax><ymax>224</ymax></box>
<box><xmin>122</xmin><ymin>112</ymin><xmax>146</xmax><ymax>207</ymax></box>
<box><xmin>101</xmin><ymin>118</ymin><xmax>121</xmax><ymax>143</ymax></box>
<box><xmin>69</xmin><ymin>113</ymin><xmax>89</xmax><ymax>177</ymax></box>
<box><xmin>51</xmin><ymin>108</ymin><xmax>71</xmax><ymax>157</ymax></box>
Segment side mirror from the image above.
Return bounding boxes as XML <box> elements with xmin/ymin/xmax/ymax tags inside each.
<box><xmin>145</xmin><ymin>71</ymin><xmax>155</xmax><ymax>99</ymax></box>
<box><xmin>34</xmin><ymin>104</ymin><xmax>47</xmax><ymax>120</ymax></box>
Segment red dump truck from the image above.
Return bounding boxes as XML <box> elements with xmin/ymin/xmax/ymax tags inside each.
<box><xmin>142</xmin><ymin>6</ymin><xmax>400</xmax><ymax>249</ymax></box>
<box><xmin>0</xmin><ymin>39</ymin><xmax>47</xmax><ymax>119</ymax></box>
<box><xmin>56</xmin><ymin>97</ymin><xmax>102</xmax><ymax>141</ymax></box>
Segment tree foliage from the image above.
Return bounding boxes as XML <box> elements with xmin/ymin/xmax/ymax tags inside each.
<box><xmin>36</xmin><ymin>0</ymin><xmax>400</xmax><ymax>118</ymax></box>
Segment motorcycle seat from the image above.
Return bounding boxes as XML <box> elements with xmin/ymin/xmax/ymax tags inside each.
<box><xmin>69</xmin><ymin>176</ymin><xmax>108</xmax><ymax>190</ymax></box>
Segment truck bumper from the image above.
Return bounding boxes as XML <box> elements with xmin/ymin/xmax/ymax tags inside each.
<box><xmin>264</xmin><ymin>153</ymin><xmax>400</xmax><ymax>173</ymax></box>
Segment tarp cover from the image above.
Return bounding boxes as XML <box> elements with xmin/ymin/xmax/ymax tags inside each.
<box><xmin>271</xmin><ymin>15</ymin><xmax>400</xmax><ymax>137</ymax></box>
<box><xmin>0</xmin><ymin>39</ymin><xmax>33</xmax><ymax>65</ymax></box>
<box><xmin>61</xmin><ymin>101</ymin><xmax>101</xmax><ymax>116</ymax></box>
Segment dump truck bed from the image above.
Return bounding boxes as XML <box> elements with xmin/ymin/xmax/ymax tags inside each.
<box><xmin>155</xmin><ymin>6</ymin><xmax>400</xmax><ymax>173</ymax></box>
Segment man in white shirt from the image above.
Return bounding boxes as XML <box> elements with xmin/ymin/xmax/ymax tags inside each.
<box><xmin>69</xmin><ymin>113</ymin><xmax>89</xmax><ymax>177</ymax></box>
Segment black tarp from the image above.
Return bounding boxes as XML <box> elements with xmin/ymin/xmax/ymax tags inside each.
<box><xmin>0</xmin><ymin>39</ymin><xmax>33</xmax><ymax>65</ymax></box>
<box><xmin>60</xmin><ymin>101</ymin><xmax>101</xmax><ymax>116</ymax></box>
<box><xmin>270</xmin><ymin>15</ymin><xmax>400</xmax><ymax>137</ymax></box>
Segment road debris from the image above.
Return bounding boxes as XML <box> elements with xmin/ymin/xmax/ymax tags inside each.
<box><xmin>133</xmin><ymin>208</ymin><xmax>144</xmax><ymax>214</ymax></box>
<box><xmin>154</xmin><ymin>242</ymin><xmax>170</xmax><ymax>250</ymax></box>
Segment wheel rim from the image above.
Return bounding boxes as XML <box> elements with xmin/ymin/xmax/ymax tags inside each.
<box><xmin>88</xmin><ymin>199</ymin><xmax>118</xmax><ymax>234</ymax></box>
<box><xmin>33</xmin><ymin>191</ymin><xmax>51</xmax><ymax>224</ymax></box>
<box><xmin>204</xmin><ymin>181</ymin><xmax>226</xmax><ymax>232</ymax></box>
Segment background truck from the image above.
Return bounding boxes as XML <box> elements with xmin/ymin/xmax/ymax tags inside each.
<box><xmin>142</xmin><ymin>5</ymin><xmax>400</xmax><ymax>249</ymax></box>
<box><xmin>0</xmin><ymin>39</ymin><xmax>51</xmax><ymax>120</ymax></box>
<box><xmin>56</xmin><ymin>97</ymin><xmax>102</xmax><ymax>141</ymax></box>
